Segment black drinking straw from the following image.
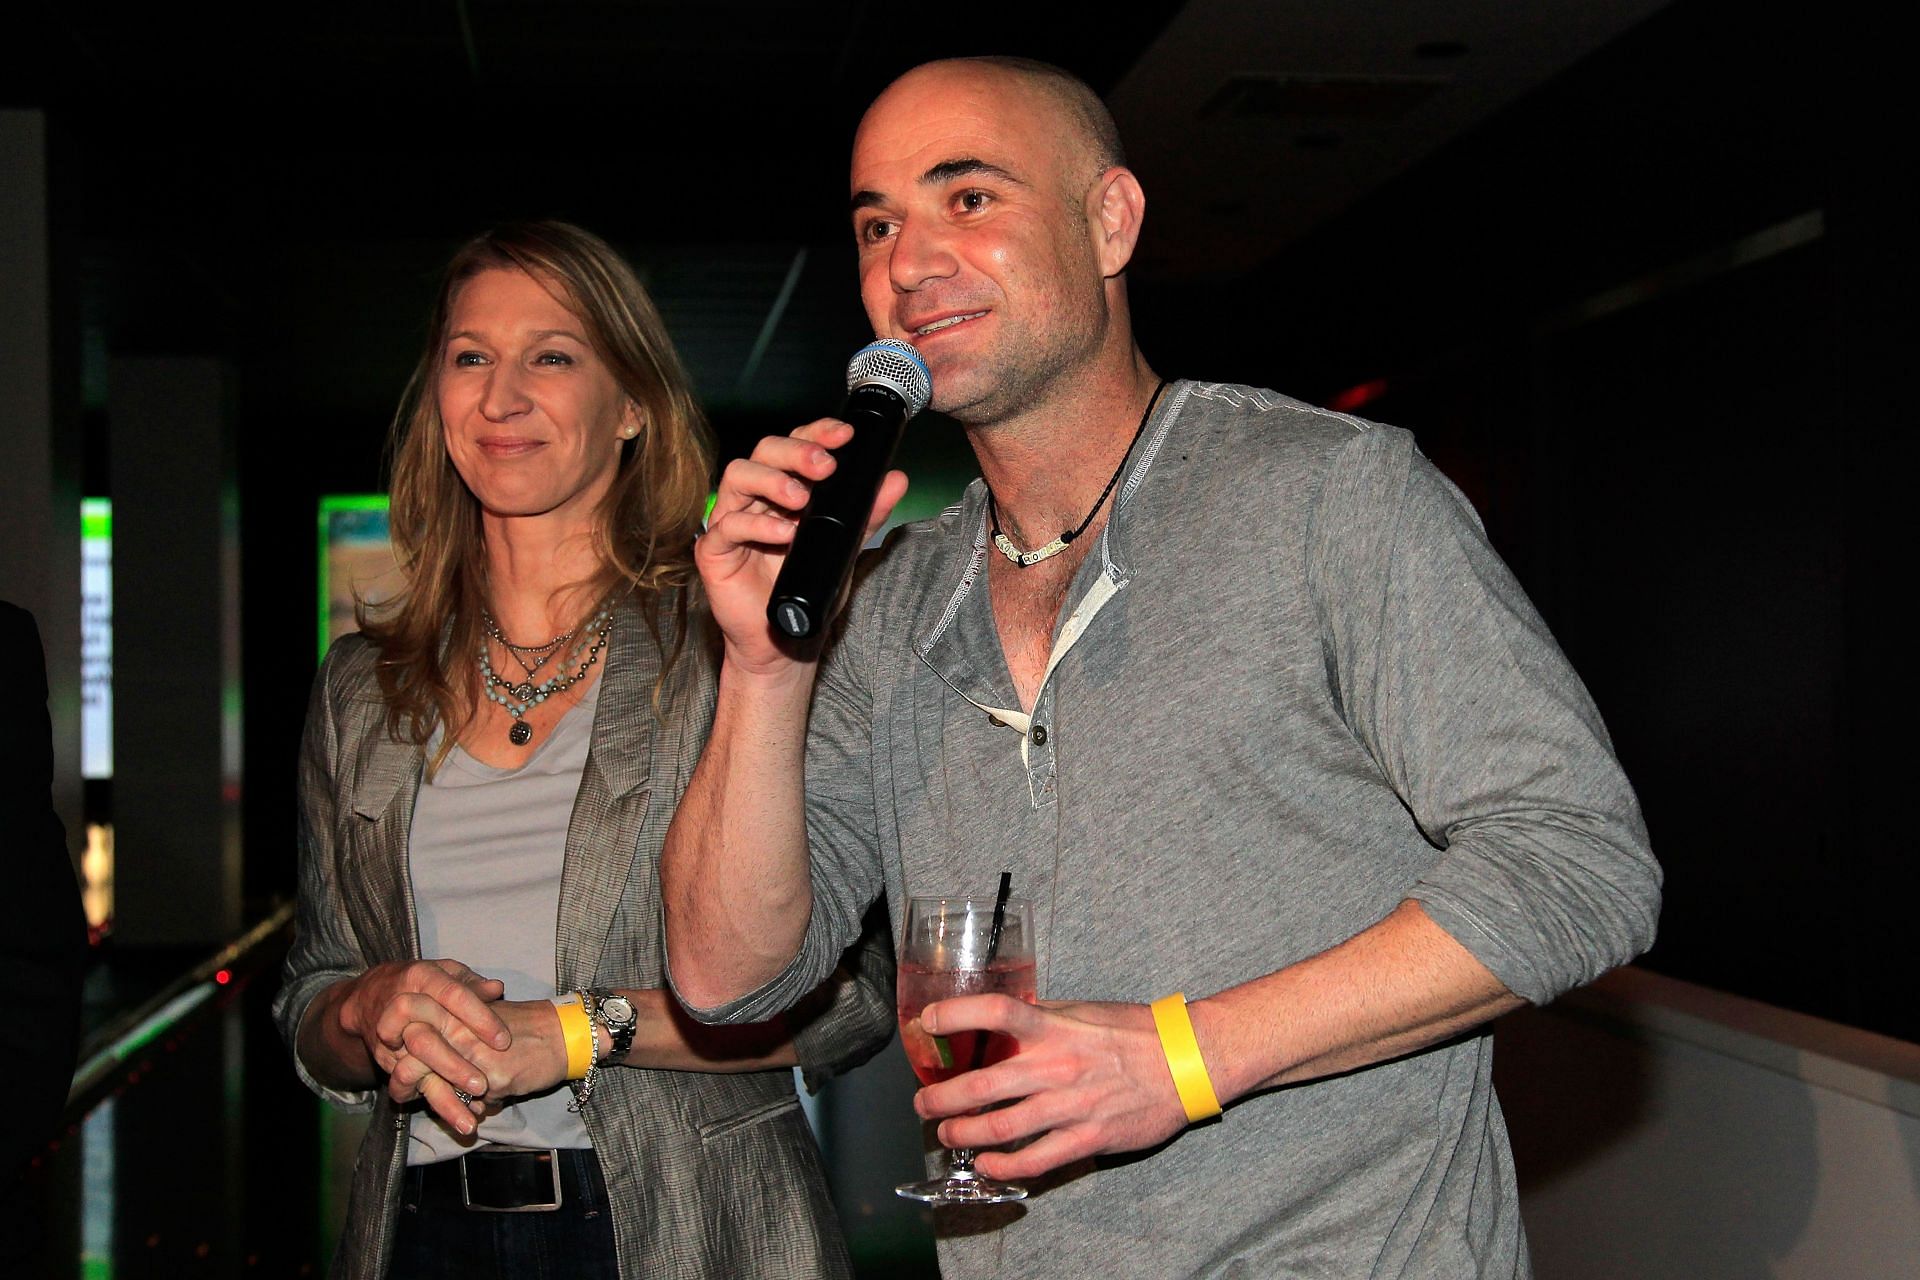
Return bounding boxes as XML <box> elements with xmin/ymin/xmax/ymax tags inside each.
<box><xmin>970</xmin><ymin>871</ymin><xmax>1015</xmax><ymax>1069</ymax></box>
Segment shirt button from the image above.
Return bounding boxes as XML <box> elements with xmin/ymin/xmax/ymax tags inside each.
<box><xmin>1031</xmin><ymin>725</ymin><xmax>1048</xmax><ymax>746</ymax></box>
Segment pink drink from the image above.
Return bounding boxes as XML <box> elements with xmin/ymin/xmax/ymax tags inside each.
<box><xmin>897</xmin><ymin>958</ymin><xmax>1038</xmax><ymax>1086</ymax></box>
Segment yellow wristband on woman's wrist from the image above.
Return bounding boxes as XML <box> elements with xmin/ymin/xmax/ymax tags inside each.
<box><xmin>552</xmin><ymin>993</ymin><xmax>594</xmax><ymax>1081</ymax></box>
<box><xmin>1150</xmin><ymin>993</ymin><xmax>1223</xmax><ymax>1123</ymax></box>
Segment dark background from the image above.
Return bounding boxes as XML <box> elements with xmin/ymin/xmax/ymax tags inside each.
<box><xmin>5</xmin><ymin>0</ymin><xmax>1904</xmax><ymax>1044</ymax></box>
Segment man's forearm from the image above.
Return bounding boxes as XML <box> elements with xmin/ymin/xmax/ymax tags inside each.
<box><xmin>912</xmin><ymin>899</ymin><xmax>1528</xmax><ymax>1180</ymax></box>
<box><xmin>662</xmin><ymin>659</ymin><xmax>820</xmax><ymax>1010</ymax></box>
<box><xmin>296</xmin><ymin>977</ymin><xmax>380</xmax><ymax>1092</ymax></box>
<box><xmin>1192</xmin><ymin>901</ymin><xmax>1523</xmax><ymax>1103</ymax></box>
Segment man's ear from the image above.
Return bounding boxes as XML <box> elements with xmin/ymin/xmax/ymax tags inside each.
<box><xmin>1090</xmin><ymin>166</ymin><xmax>1146</xmax><ymax>278</ymax></box>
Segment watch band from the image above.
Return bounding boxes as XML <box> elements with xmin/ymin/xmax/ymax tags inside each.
<box><xmin>589</xmin><ymin>989</ymin><xmax>638</xmax><ymax>1064</ymax></box>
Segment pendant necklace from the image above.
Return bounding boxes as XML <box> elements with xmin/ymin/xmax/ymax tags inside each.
<box><xmin>477</xmin><ymin>602</ymin><xmax>614</xmax><ymax>745</ymax></box>
<box><xmin>989</xmin><ymin>379</ymin><xmax>1167</xmax><ymax>568</ymax></box>
<box><xmin>483</xmin><ymin>613</ymin><xmax>574</xmax><ymax>683</ymax></box>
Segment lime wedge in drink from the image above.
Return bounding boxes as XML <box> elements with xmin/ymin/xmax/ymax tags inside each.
<box><xmin>902</xmin><ymin>1017</ymin><xmax>955</xmax><ymax>1069</ymax></box>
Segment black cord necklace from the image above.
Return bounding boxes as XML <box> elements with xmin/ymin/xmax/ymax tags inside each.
<box><xmin>989</xmin><ymin>379</ymin><xmax>1167</xmax><ymax>568</ymax></box>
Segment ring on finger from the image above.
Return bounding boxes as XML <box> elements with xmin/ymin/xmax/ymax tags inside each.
<box><xmin>451</xmin><ymin>1086</ymin><xmax>474</xmax><ymax>1104</ymax></box>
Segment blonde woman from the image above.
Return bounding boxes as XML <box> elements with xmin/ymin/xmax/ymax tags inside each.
<box><xmin>274</xmin><ymin>222</ymin><xmax>892</xmax><ymax>1279</ymax></box>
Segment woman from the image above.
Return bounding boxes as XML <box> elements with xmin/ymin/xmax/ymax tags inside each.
<box><xmin>272</xmin><ymin>221</ymin><xmax>893</xmax><ymax>1279</ymax></box>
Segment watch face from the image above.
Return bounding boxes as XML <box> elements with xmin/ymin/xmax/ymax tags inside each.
<box><xmin>600</xmin><ymin>995</ymin><xmax>635</xmax><ymax>1024</ymax></box>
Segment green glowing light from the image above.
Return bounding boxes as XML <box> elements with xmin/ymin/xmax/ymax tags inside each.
<box><xmin>81</xmin><ymin>497</ymin><xmax>111</xmax><ymax>541</ymax></box>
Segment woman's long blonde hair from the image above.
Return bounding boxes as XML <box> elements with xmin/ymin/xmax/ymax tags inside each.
<box><xmin>360</xmin><ymin>221</ymin><xmax>713</xmax><ymax>749</ymax></box>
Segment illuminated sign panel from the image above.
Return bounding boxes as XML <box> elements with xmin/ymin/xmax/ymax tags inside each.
<box><xmin>317</xmin><ymin>495</ymin><xmax>400</xmax><ymax>660</ymax></box>
<box><xmin>81</xmin><ymin>497</ymin><xmax>112</xmax><ymax>780</ymax></box>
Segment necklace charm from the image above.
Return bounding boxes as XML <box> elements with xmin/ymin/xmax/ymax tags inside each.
<box><xmin>993</xmin><ymin>530</ymin><xmax>1072</xmax><ymax>567</ymax></box>
<box><xmin>508</xmin><ymin>719</ymin><xmax>533</xmax><ymax>746</ymax></box>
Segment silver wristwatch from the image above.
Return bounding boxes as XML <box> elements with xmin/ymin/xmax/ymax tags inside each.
<box><xmin>590</xmin><ymin>990</ymin><xmax>638</xmax><ymax>1064</ymax></box>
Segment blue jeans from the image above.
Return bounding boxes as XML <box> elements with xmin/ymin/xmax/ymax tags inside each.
<box><xmin>389</xmin><ymin>1148</ymin><xmax>618</xmax><ymax>1280</ymax></box>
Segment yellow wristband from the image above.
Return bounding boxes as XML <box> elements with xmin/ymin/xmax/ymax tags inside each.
<box><xmin>552</xmin><ymin>993</ymin><xmax>594</xmax><ymax>1081</ymax></box>
<box><xmin>1150</xmin><ymin>993</ymin><xmax>1222</xmax><ymax>1123</ymax></box>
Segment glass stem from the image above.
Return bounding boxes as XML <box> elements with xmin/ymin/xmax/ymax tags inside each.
<box><xmin>948</xmin><ymin>1148</ymin><xmax>981</xmax><ymax>1179</ymax></box>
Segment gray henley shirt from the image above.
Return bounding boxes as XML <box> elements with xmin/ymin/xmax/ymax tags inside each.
<box><xmin>696</xmin><ymin>380</ymin><xmax>1660</xmax><ymax>1278</ymax></box>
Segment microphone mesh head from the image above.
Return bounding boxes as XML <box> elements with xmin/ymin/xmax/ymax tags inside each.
<box><xmin>846</xmin><ymin>339</ymin><xmax>933</xmax><ymax>417</ymax></box>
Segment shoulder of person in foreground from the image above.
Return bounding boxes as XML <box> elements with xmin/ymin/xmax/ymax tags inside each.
<box><xmin>0</xmin><ymin>601</ymin><xmax>88</xmax><ymax>1175</ymax></box>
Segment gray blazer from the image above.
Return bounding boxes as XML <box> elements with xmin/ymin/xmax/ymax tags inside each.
<box><xmin>272</xmin><ymin>594</ymin><xmax>895</xmax><ymax>1279</ymax></box>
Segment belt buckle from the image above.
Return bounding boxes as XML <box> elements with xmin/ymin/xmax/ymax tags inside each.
<box><xmin>458</xmin><ymin>1147</ymin><xmax>564</xmax><ymax>1213</ymax></box>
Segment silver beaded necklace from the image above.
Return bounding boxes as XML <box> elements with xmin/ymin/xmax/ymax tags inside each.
<box><xmin>483</xmin><ymin>613</ymin><xmax>574</xmax><ymax>683</ymax></box>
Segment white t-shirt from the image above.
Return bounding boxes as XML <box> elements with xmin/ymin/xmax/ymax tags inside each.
<box><xmin>405</xmin><ymin>678</ymin><xmax>601</xmax><ymax>1163</ymax></box>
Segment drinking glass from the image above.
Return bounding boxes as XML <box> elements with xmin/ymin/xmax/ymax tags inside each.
<box><xmin>894</xmin><ymin>894</ymin><xmax>1036</xmax><ymax>1205</ymax></box>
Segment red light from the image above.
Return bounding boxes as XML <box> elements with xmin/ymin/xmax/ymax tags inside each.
<box><xmin>215</xmin><ymin>969</ymin><xmax>232</xmax><ymax>985</ymax></box>
<box><xmin>1328</xmin><ymin>378</ymin><xmax>1388</xmax><ymax>414</ymax></box>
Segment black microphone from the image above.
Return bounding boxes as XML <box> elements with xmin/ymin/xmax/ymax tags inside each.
<box><xmin>767</xmin><ymin>339</ymin><xmax>933</xmax><ymax>640</ymax></box>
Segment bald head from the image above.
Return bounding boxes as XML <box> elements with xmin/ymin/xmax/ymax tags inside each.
<box><xmin>950</xmin><ymin>57</ymin><xmax>1125</xmax><ymax>171</ymax></box>
<box><xmin>864</xmin><ymin>57</ymin><xmax>1126</xmax><ymax>205</ymax></box>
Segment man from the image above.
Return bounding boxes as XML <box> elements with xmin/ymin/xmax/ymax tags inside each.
<box><xmin>662</xmin><ymin>57</ymin><xmax>1660</xmax><ymax>1277</ymax></box>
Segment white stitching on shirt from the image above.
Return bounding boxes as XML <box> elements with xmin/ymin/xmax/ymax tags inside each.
<box><xmin>1101</xmin><ymin>380</ymin><xmax>1191</xmax><ymax>578</ymax></box>
<box><xmin>918</xmin><ymin>499</ymin><xmax>991</xmax><ymax>655</ymax></box>
<box><xmin>1190</xmin><ymin>381</ymin><xmax>1374</xmax><ymax>436</ymax></box>
<box><xmin>1187</xmin><ymin>381</ymin><xmax>1278</xmax><ymax>411</ymax></box>
<box><xmin>1116</xmin><ymin>381</ymin><xmax>1189</xmax><ymax>513</ymax></box>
